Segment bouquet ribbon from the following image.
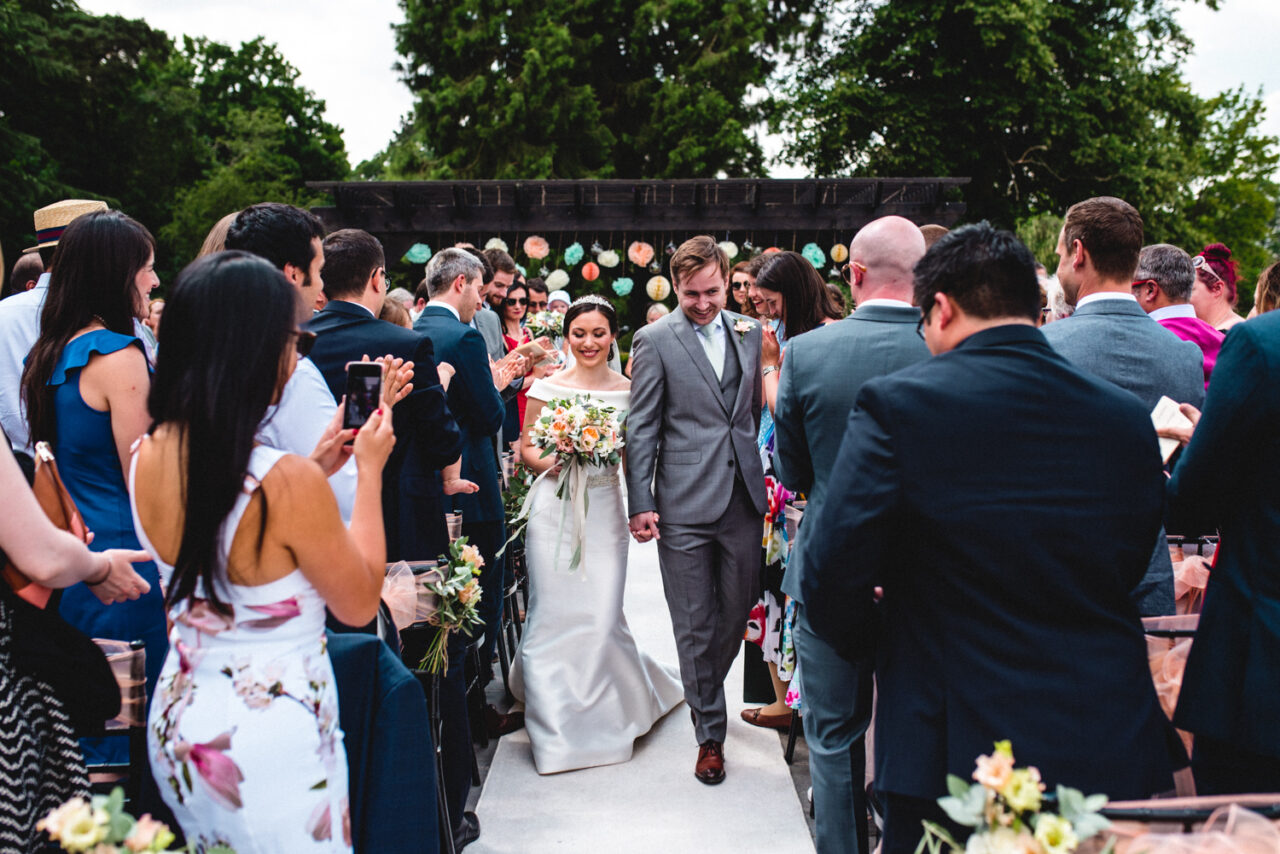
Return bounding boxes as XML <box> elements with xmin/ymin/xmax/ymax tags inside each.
<box><xmin>500</xmin><ymin>458</ymin><xmax>604</xmax><ymax>574</ymax></box>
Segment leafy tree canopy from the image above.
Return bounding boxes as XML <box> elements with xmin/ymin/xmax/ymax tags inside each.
<box><xmin>776</xmin><ymin>0</ymin><xmax>1278</xmax><ymax>303</ymax></box>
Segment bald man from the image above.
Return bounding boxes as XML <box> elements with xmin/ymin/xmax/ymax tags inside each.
<box><xmin>773</xmin><ymin>215</ymin><xmax>932</xmax><ymax>854</ymax></box>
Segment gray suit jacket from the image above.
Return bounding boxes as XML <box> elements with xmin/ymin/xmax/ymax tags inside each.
<box><xmin>1042</xmin><ymin>297</ymin><xmax>1202</xmax><ymax>616</ymax></box>
<box><xmin>626</xmin><ymin>309</ymin><xmax>767</xmax><ymax>524</ymax></box>
<box><xmin>473</xmin><ymin>307</ymin><xmax>521</xmax><ymax>402</ymax></box>
<box><xmin>1040</xmin><ymin>298</ymin><xmax>1205</xmax><ymax>411</ymax></box>
<box><xmin>773</xmin><ymin>304</ymin><xmax>931</xmax><ymax>602</ymax></box>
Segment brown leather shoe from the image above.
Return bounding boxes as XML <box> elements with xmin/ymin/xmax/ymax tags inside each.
<box><xmin>695</xmin><ymin>740</ymin><xmax>725</xmax><ymax>785</ymax></box>
<box><xmin>740</xmin><ymin>707</ymin><xmax>792</xmax><ymax>730</ymax></box>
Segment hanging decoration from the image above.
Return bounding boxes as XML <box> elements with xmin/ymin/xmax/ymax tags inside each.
<box><xmin>581</xmin><ymin>261</ymin><xmax>600</xmax><ymax>281</ymax></box>
<box><xmin>564</xmin><ymin>241</ymin><xmax>585</xmax><ymax>266</ymax></box>
<box><xmin>764</xmin><ymin>246</ymin><xmax>782</xmax><ymax>255</ymax></box>
<box><xmin>485</xmin><ymin>237</ymin><xmax>509</xmax><ymax>253</ymax></box>
<box><xmin>646</xmin><ymin>275</ymin><xmax>672</xmax><ymax>301</ymax></box>
<box><xmin>830</xmin><ymin>243</ymin><xmax>849</xmax><ymax>263</ymax></box>
<box><xmin>404</xmin><ymin>243</ymin><xmax>432</xmax><ymax>264</ymax></box>
<box><xmin>516</xmin><ymin>263</ymin><xmax>527</xmax><ymax>277</ymax></box>
<box><xmin>628</xmin><ymin>241</ymin><xmax>655</xmax><ymax>268</ymax></box>
<box><xmin>648</xmin><ymin>260</ymin><xmax>663</xmax><ymax>273</ymax></box>
<box><xmin>718</xmin><ymin>241</ymin><xmax>739</xmax><ymax>260</ymax></box>
<box><xmin>598</xmin><ymin>249</ymin><xmax>620</xmax><ymax>268</ymax></box>
<box><xmin>802</xmin><ymin>243</ymin><xmax>826</xmax><ymax>269</ymax></box>
<box><xmin>524</xmin><ymin>235</ymin><xmax>550</xmax><ymax>260</ymax></box>
<box><xmin>539</xmin><ymin>266</ymin><xmax>551</xmax><ymax>278</ymax></box>
<box><xmin>590</xmin><ymin>240</ymin><xmax>604</xmax><ymax>256</ymax></box>
<box><xmin>612</xmin><ymin>277</ymin><xmax>634</xmax><ymax>296</ymax></box>
<box><xmin>665</xmin><ymin>241</ymin><xmax>677</xmax><ymax>256</ymax></box>
<box><xmin>546</xmin><ymin>269</ymin><xmax>570</xmax><ymax>290</ymax></box>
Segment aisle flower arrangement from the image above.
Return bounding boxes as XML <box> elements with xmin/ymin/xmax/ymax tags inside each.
<box><xmin>524</xmin><ymin>310</ymin><xmax>563</xmax><ymax>340</ymax></box>
<box><xmin>416</xmin><ymin>537</ymin><xmax>485</xmax><ymax>674</ymax></box>
<box><xmin>39</xmin><ymin>787</ymin><xmax>228</xmax><ymax>852</ymax></box>
<box><xmin>917</xmin><ymin>741</ymin><xmax>1113</xmax><ymax>854</ymax></box>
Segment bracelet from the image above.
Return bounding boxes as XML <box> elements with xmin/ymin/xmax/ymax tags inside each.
<box><xmin>762</xmin><ymin>365</ymin><xmax>779</xmax><ymax>377</ymax></box>
<box><xmin>85</xmin><ymin>555</ymin><xmax>112</xmax><ymax>586</ymax></box>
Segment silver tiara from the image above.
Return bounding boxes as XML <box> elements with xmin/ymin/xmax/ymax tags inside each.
<box><xmin>570</xmin><ymin>294</ymin><xmax>615</xmax><ymax>312</ymax></box>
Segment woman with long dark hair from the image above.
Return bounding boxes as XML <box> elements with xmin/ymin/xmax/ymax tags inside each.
<box><xmin>130</xmin><ymin>251</ymin><xmax>393</xmax><ymax>851</ymax></box>
<box><xmin>19</xmin><ymin>209</ymin><xmax>168</xmax><ymax>765</ymax></box>
<box><xmin>501</xmin><ymin>281</ymin><xmax>533</xmax><ymax>445</ymax></box>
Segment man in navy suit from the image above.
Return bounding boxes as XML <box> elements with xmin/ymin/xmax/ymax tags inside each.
<box><xmin>796</xmin><ymin>223</ymin><xmax>1173</xmax><ymax>853</ymax></box>
<box><xmin>1042</xmin><ymin>197</ymin><xmax>1203</xmax><ymax>617</ymax></box>
<box><xmin>305</xmin><ymin>229</ymin><xmax>463</xmax><ymax>563</ymax></box>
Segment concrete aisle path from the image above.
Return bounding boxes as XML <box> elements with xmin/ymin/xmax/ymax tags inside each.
<box><xmin>470</xmin><ymin>537</ymin><xmax>815</xmax><ymax>853</ymax></box>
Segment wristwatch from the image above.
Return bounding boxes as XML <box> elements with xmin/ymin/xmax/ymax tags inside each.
<box><xmin>762</xmin><ymin>365</ymin><xmax>779</xmax><ymax>377</ymax></box>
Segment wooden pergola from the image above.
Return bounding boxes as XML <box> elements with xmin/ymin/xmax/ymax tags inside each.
<box><xmin>307</xmin><ymin>178</ymin><xmax>969</xmax><ymax>264</ymax></box>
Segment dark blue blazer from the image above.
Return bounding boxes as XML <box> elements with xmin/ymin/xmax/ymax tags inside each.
<box><xmin>1168</xmin><ymin>312</ymin><xmax>1280</xmax><ymax>757</ymax></box>
<box><xmin>414</xmin><ymin>305</ymin><xmax>506</xmax><ymax>523</ymax></box>
<box><xmin>796</xmin><ymin>324</ymin><xmax>1173</xmax><ymax>801</ymax></box>
<box><xmin>327</xmin><ymin>632</ymin><xmax>437</xmax><ymax>854</ymax></box>
<box><xmin>305</xmin><ymin>300</ymin><xmax>463</xmax><ymax>562</ymax></box>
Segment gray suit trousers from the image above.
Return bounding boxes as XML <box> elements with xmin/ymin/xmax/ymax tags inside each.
<box><xmin>655</xmin><ymin>479</ymin><xmax>761</xmax><ymax>745</ymax></box>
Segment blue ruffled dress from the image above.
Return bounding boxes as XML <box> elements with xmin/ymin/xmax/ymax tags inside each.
<box><xmin>49</xmin><ymin>329</ymin><xmax>167</xmax><ymax>763</ymax></box>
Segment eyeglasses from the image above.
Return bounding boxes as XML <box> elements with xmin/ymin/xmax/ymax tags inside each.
<box><xmin>504</xmin><ymin>297</ymin><xmax>528</xmax><ymax>306</ymax></box>
<box><xmin>1192</xmin><ymin>255</ymin><xmax>1225</xmax><ymax>285</ymax></box>
<box><xmin>731</xmin><ymin>279</ymin><xmax>750</xmax><ymax>290</ymax></box>
<box><xmin>1131</xmin><ymin>279</ymin><xmax>1158</xmax><ymax>290</ymax></box>
<box><xmin>527</xmin><ymin>300</ymin><xmax>547</xmax><ymax>310</ymax></box>
<box><xmin>293</xmin><ymin>330</ymin><xmax>316</xmax><ymax>359</ymax></box>
<box><xmin>915</xmin><ymin>301</ymin><xmax>932</xmax><ymax>339</ymax></box>
<box><xmin>840</xmin><ymin>262</ymin><xmax>867</xmax><ymax>285</ymax></box>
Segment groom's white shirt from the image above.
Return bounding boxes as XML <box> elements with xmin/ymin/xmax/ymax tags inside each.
<box><xmin>692</xmin><ymin>312</ymin><xmax>727</xmax><ymax>369</ymax></box>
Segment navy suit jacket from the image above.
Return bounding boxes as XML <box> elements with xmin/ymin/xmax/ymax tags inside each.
<box><xmin>1168</xmin><ymin>312</ymin><xmax>1280</xmax><ymax>757</ymax></box>
<box><xmin>773</xmin><ymin>303</ymin><xmax>931</xmax><ymax>603</ymax></box>
<box><xmin>305</xmin><ymin>300</ymin><xmax>463</xmax><ymax>562</ymax></box>
<box><xmin>414</xmin><ymin>305</ymin><xmax>506</xmax><ymax>523</ymax></box>
<box><xmin>797</xmin><ymin>324</ymin><xmax>1173</xmax><ymax>801</ymax></box>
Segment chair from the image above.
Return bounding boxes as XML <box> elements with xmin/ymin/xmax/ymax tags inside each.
<box><xmin>401</xmin><ymin>625</ymin><xmax>459</xmax><ymax>854</ymax></box>
<box><xmin>86</xmin><ymin>639</ymin><xmax>146</xmax><ymax>806</ymax></box>
<box><xmin>493</xmin><ymin>541</ymin><xmax>525</xmax><ymax>699</ymax></box>
<box><xmin>784</xmin><ymin>710</ymin><xmax>802</xmax><ymax>765</ymax></box>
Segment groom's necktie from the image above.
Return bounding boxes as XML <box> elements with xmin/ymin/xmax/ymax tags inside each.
<box><xmin>698</xmin><ymin>322</ymin><xmax>724</xmax><ymax>382</ymax></box>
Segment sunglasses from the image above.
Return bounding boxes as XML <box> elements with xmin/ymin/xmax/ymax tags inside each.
<box><xmin>731</xmin><ymin>279</ymin><xmax>750</xmax><ymax>290</ymax></box>
<box><xmin>527</xmin><ymin>300</ymin><xmax>548</xmax><ymax>310</ymax></box>
<box><xmin>294</xmin><ymin>329</ymin><xmax>316</xmax><ymax>359</ymax></box>
<box><xmin>1192</xmin><ymin>255</ymin><xmax>1225</xmax><ymax>285</ymax></box>
<box><xmin>504</xmin><ymin>297</ymin><xmax>528</xmax><ymax>306</ymax></box>
<box><xmin>915</xmin><ymin>300</ymin><xmax>933</xmax><ymax>339</ymax></box>
<box><xmin>840</xmin><ymin>262</ymin><xmax>867</xmax><ymax>285</ymax></box>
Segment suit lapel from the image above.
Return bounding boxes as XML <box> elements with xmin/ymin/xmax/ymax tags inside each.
<box><xmin>670</xmin><ymin>314</ymin><xmax>730</xmax><ymax>416</ymax></box>
<box><xmin>723</xmin><ymin>311</ymin><xmax>752</xmax><ymax>415</ymax></box>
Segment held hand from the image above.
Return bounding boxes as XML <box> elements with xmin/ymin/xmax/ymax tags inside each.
<box><xmin>1156</xmin><ymin>403</ymin><xmax>1202</xmax><ymax>447</ymax></box>
<box><xmin>436</xmin><ymin>361</ymin><xmax>456</xmax><ymax>391</ymax></box>
<box><xmin>761</xmin><ymin>325</ymin><xmax>780</xmax><ymax>369</ymax></box>
<box><xmin>89</xmin><ymin>549</ymin><xmax>153</xmax><ymax>605</ymax></box>
<box><xmin>310</xmin><ymin>404</ymin><xmax>356</xmax><ymax>476</ymax></box>
<box><xmin>628</xmin><ymin>511</ymin><xmax>661</xmax><ymax>543</ymax></box>
<box><xmin>354</xmin><ymin>407</ymin><xmax>396</xmax><ymax>472</ymax></box>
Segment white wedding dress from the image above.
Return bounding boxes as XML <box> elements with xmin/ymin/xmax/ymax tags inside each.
<box><xmin>510</xmin><ymin>378</ymin><xmax>684</xmax><ymax>774</ymax></box>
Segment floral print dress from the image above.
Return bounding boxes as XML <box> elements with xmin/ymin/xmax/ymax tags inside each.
<box><xmin>130</xmin><ymin>445</ymin><xmax>351</xmax><ymax>853</ymax></box>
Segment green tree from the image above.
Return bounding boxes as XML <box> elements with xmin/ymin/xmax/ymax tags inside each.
<box><xmin>375</xmin><ymin>0</ymin><xmax>826</xmax><ymax>180</ymax></box>
<box><xmin>778</xmin><ymin>0</ymin><xmax>1279</xmax><ymax>290</ymax></box>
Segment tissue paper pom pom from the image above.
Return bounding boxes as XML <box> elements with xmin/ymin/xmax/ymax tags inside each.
<box><xmin>612</xmin><ymin>277</ymin><xmax>634</xmax><ymax>296</ymax></box>
<box><xmin>802</xmin><ymin>243</ymin><xmax>826</xmax><ymax>268</ymax></box>
<box><xmin>830</xmin><ymin>243</ymin><xmax>848</xmax><ymax>263</ymax></box>
<box><xmin>404</xmin><ymin>243</ymin><xmax>432</xmax><ymax>263</ymax></box>
<box><xmin>764</xmin><ymin>247</ymin><xmax>781</xmax><ymax>255</ymax></box>
<box><xmin>581</xmin><ymin>261</ymin><xmax>600</xmax><ymax>281</ymax></box>
<box><xmin>628</xmin><ymin>241</ymin><xmax>655</xmax><ymax>267</ymax></box>
<box><xmin>598</xmin><ymin>249</ymin><xmax>620</xmax><ymax>268</ymax></box>
<box><xmin>484</xmin><ymin>237</ymin><xmax>509</xmax><ymax>253</ymax></box>
<box><xmin>523</xmin><ymin>236</ymin><xmax>550</xmax><ymax>260</ymax></box>
<box><xmin>646</xmin><ymin>275</ymin><xmax>672</xmax><ymax>301</ymax></box>
<box><xmin>564</xmin><ymin>241</ymin><xmax>585</xmax><ymax>266</ymax></box>
<box><xmin>516</xmin><ymin>263</ymin><xmax>527</xmax><ymax>276</ymax></box>
<box><xmin>546</xmin><ymin>269</ymin><xmax>570</xmax><ymax>289</ymax></box>
<box><xmin>718</xmin><ymin>241</ymin><xmax>739</xmax><ymax>260</ymax></box>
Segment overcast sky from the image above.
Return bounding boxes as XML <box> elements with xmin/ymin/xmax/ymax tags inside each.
<box><xmin>81</xmin><ymin>0</ymin><xmax>1280</xmax><ymax>175</ymax></box>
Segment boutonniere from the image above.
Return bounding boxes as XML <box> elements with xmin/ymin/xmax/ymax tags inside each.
<box><xmin>733</xmin><ymin>318</ymin><xmax>755</xmax><ymax>341</ymax></box>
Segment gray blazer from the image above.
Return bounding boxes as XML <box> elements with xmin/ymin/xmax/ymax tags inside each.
<box><xmin>774</xmin><ymin>304</ymin><xmax>931</xmax><ymax>602</ymax></box>
<box><xmin>626</xmin><ymin>309</ymin><xmax>767</xmax><ymax>525</ymax></box>
<box><xmin>1041</xmin><ymin>298</ymin><xmax>1204</xmax><ymax>410</ymax></box>
<box><xmin>1042</xmin><ymin>296</ymin><xmax>1201</xmax><ymax>616</ymax></box>
<box><xmin>472</xmin><ymin>307</ymin><xmax>521</xmax><ymax>402</ymax></box>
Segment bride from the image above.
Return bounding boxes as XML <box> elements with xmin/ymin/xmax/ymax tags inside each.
<box><xmin>510</xmin><ymin>294</ymin><xmax>683</xmax><ymax>774</ymax></box>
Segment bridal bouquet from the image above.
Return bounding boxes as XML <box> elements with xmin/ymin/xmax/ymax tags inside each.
<box><xmin>39</xmin><ymin>787</ymin><xmax>228</xmax><ymax>853</ymax></box>
<box><xmin>416</xmin><ymin>537</ymin><xmax>485</xmax><ymax>674</ymax></box>
<box><xmin>503</xmin><ymin>394</ymin><xmax>625</xmax><ymax>572</ymax></box>
<box><xmin>918</xmin><ymin>741</ymin><xmax>1112</xmax><ymax>854</ymax></box>
<box><xmin>524</xmin><ymin>310</ymin><xmax>563</xmax><ymax>340</ymax></box>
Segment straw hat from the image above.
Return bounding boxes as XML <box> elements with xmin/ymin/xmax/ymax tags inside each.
<box><xmin>31</xmin><ymin>199</ymin><xmax>109</xmax><ymax>249</ymax></box>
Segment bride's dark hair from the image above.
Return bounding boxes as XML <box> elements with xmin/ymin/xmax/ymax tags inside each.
<box><xmin>564</xmin><ymin>297</ymin><xmax>619</xmax><ymax>337</ymax></box>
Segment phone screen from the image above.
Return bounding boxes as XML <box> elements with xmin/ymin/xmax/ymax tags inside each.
<box><xmin>343</xmin><ymin>363</ymin><xmax>382</xmax><ymax>430</ymax></box>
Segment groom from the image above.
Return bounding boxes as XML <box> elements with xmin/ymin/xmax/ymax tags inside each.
<box><xmin>626</xmin><ymin>235</ymin><xmax>767</xmax><ymax>785</ymax></box>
